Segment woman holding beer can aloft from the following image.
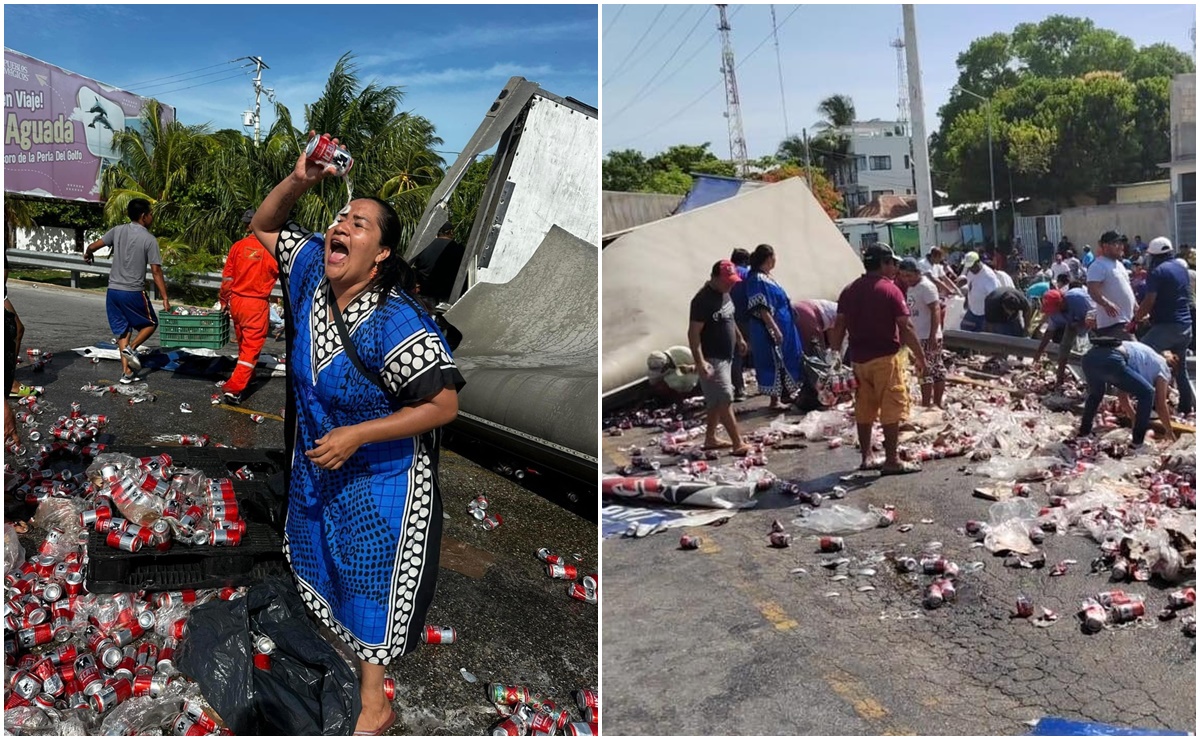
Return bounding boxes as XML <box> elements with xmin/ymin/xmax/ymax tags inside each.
<box><xmin>250</xmin><ymin>131</ymin><xmax>464</xmax><ymax>735</ymax></box>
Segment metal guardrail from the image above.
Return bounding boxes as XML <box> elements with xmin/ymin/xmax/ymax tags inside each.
<box><xmin>5</xmin><ymin>249</ymin><xmax>282</xmax><ymax>299</ymax></box>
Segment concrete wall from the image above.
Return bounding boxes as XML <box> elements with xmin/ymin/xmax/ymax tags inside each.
<box><xmin>1060</xmin><ymin>202</ymin><xmax>1171</xmax><ymax>246</ymax></box>
<box><xmin>1171</xmin><ymin>74</ymin><xmax>1196</xmax><ymax>164</ymax></box>
<box><xmin>1115</xmin><ymin>181</ymin><xmax>1170</xmax><ymax>204</ymax></box>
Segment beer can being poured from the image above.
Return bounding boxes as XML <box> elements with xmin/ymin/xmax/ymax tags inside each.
<box><xmin>305</xmin><ymin>133</ymin><xmax>354</xmax><ymax>176</ymax></box>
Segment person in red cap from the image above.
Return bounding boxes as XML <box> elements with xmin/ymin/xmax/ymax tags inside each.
<box><xmin>218</xmin><ymin>208</ymin><xmax>279</xmax><ymax>404</ymax></box>
<box><xmin>688</xmin><ymin>259</ymin><xmax>750</xmax><ymax>455</ymax></box>
<box><xmin>1033</xmin><ymin>276</ymin><xmax>1095</xmax><ymax>388</ymax></box>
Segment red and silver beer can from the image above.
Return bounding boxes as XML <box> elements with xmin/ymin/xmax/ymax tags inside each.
<box><xmin>11</xmin><ymin>671</ymin><xmax>41</xmax><ymax>701</ymax></box>
<box><xmin>64</xmin><ymin>571</ymin><xmax>84</xmax><ymax>596</ymax></box>
<box><xmin>17</xmin><ymin>624</ymin><xmax>54</xmax><ymax>648</ymax></box>
<box><xmin>157</xmin><ymin>640</ymin><xmax>177</xmax><ymax>674</ymax></box>
<box><xmin>422</xmin><ymin>625</ymin><xmax>456</xmax><ymax>644</ymax></box>
<box><xmin>74</xmin><ymin>655</ymin><xmax>104</xmax><ymax>696</ymax></box>
<box><xmin>487</xmin><ymin>683</ymin><xmax>532</xmax><ymax>705</ymax></box>
<box><xmin>564</xmin><ymin>722</ymin><xmax>597</xmax><ymax>736</ymax></box>
<box><xmin>481</xmin><ymin>514</ymin><xmax>503</xmax><ymax>531</ymax></box>
<box><xmin>567</xmin><ymin>583</ymin><xmax>597</xmax><ymax>604</ymax></box>
<box><xmin>1168</xmin><ymin>588</ymin><xmax>1196</xmax><ymax>609</ymax></box>
<box><xmin>168</xmin><ymin>618</ymin><xmax>189</xmax><ymax>640</ymax></box>
<box><xmin>210</xmin><ymin>529</ymin><xmax>242</xmax><ymax>546</ymax></box>
<box><xmin>574</xmin><ymin>688</ymin><xmax>598</xmax><ymax>710</ymax></box>
<box><xmin>1082</xmin><ymin>603</ymin><xmax>1108</xmax><ymax>632</ymax></box>
<box><xmin>383</xmin><ymin>676</ymin><xmax>395</xmax><ymax>701</ymax></box>
<box><xmin>1112</xmin><ymin>601</ymin><xmax>1146</xmax><ymax>624</ymax></box>
<box><xmin>132</xmin><ymin>666</ymin><xmax>154</xmax><ymax>697</ymax></box>
<box><xmin>217</xmin><ymin>518</ymin><xmax>247</xmax><ymax>536</ymax></box>
<box><xmin>818</xmin><ymin>536</ymin><xmax>844</xmax><ymax>552</ymax></box>
<box><xmin>305</xmin><ymin>133</ymin><xmax>354</xmax><ymax>176</ymax></box>
<box><xmin>207</xmin><ymin>478</ymin><xmax>235</xmax><ymax>500</ymax></box>
<box><xmin>209</xmin><ymin>501</ymin><xmax>239</xmax><ymax>522</ymax></box>
<box><xmin>679</xmin><ymin>535</ymin><xmax>700</xmax><ymax>550</ymax></box>
<box><xmin>136</xmin><ymin>642</ymin><xmax>159</xmax><ymax>668</ymax></box>
<box><xmin>537</xmin><ymin>548</ymin><xmax>564</xmax><ymax>565</ymax></box>
<box><xmin>492</xmin><ymin>717</ymin><xmax>524</xmax><ymax>736</ymax></box>
<box><xmin>90</xmin><ymin>677</ymin><xmax>132</xmax><ymax>713</ymax></box>
<box><xmin>769</xmin><ymin>532</ymin><xmax>792</xmax><ymax>548</ymax></box>
<box><xmin>29</xmin><ymin>657</ymin><xmax>56</xmax><ymax>682</ymax></box>
<box><xmin>170</xmin><ymin>713</ymin><xmax>208</xmax><ymax>736</ymax></box>
<box><xmin>1015</xmin><ymin>595</ymin><xmax>1034</xmax><ymax>618</ymax></box>
<box><xmin>184</xmin><ymin>699</ymin><xmax>219</xmax><ymax>732</ymax></box>
<box><xmin>158</xmin><ymin>590</ymin><xmax>199</xmax><ymax>609</ymax></box>
<box><xmin>48</xmin><ymin>643</ymin><xmax>77</xmax><ymax>667</ymax></box>
<box><xmin>107</xmin><ymin>530</ymin><xmax>143</xmax><ymax>553</ymax></box>
<box><xmin>546</xmin><ymin>563</ymin><xmax>578</xmax><ymax>580</ymax></box>
<box><xmin>253</xmin><ymin>652</ymin><xmax>271</xmax><ymax>671</ymax></box>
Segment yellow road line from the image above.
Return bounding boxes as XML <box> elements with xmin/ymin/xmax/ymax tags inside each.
<box><xmin>218</xmin><ymin>404</ymin><xmax>283</xmax><ymax>421</ymax></box>
<box><xmin>752</xmin><ymin>599</ymin><xmax>798</xmax><ymax>631</ymax></box>
<box><xmin>824</xmin><ymin>669</ymin><xmax>912</xmax><ymax>733</ymax></box>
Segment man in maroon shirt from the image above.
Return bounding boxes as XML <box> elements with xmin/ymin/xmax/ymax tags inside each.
<box><xmin>829</xmin><ymin>244</ymin><xmax>927</xmax><ymax>475</ymax></box>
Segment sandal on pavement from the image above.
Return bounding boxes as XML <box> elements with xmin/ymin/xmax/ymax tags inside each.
<box><xmin>880</xmin><ymin>461</ymin><xmax>922</xmax><ymax>476</ymax></box>
<box><xmin>701</xmin><ymin>440</ymin><xmax>733</xmax><ymax>450</ymax></box>
<box><xmin>353</xmin><ymin>709</ymin><xmax>396</xmax><ymax>736</ymax></box>
<box><xmin>858</xmin><ymin>459</ymin><xmax>883</xmax><ymax>471</ymax></box>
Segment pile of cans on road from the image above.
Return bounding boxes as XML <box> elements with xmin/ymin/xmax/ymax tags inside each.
<box><xmin>79</xmin><ymin>452</ymin><xmax>248</xmax><ymax>551</ymax></box>
<box><xmin>469</xmin><ymin>495</ymin><xmax>503</xmax><ymax>531</ymax></box>
<box><xmin>1076</xmin><ymin>588</ymin><xmax>1195</xmax><ymax>634</ymax></box>
<box><xmin>5</xmin><ymin>524</ymin><xmax>241</xmax><ymax>734</ymax></box>
<box><xmin>539</xmin><ymin>549</ymin><xmax>597</xmax><ymax>605</ymax></box>
<box><xmin>489</xmin><ymin>683</ymin><xmax>597</xmax><ymax>736</ymax></box>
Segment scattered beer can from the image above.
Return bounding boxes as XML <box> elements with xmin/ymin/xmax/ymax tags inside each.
<box><xmin>422</xmin><ymin>626</ymin><xmax>457</xmax><ymax>644</ymax></box>
<box><xmin>546</xmin><ymin>563</ymin><xmax>578</xmax><ymax>580</ymax></box>
<box><xmin>678</xmin><ymin>535</ymin><xmax>701</xmax><ymax>550</ymax></box>
<box><xmin>768</xmin><ymin>532</ymin><xmax>792</xmax><ymax>548</ymax></box>
<box><xmin>818</xmin><ymin>536</ymin><xmax>844</xmax><ymax>553</ymax></box>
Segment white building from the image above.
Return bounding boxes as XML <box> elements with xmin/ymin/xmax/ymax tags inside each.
<box><xmin>1166</xmin><ymin>74</ymin><xmax>1195</xmax><ymax>247</ymax></box>
<box><xmin>831</xmin><ymin>119</ymin><xmax>914</xmax><ymax>214</ymax></box>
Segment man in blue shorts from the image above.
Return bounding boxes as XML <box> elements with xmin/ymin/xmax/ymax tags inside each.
<box><xmin>84</xmin><ymin>198</ymin><xmax>171</xmax><ymax>383</ymax></box>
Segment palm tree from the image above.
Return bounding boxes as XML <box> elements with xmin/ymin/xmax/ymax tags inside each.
<box><xmin>814</xmin><ymin>94</ymin><xmax>856</xmax><ymax>132</ymax></box>
<box><xmin>4</xmin><ymin>197</ymin><xmax>36</xmax><ymax>252</ymax></box>
<box><xmin>811</xmin><ymin>94</ymin><xmax>857</xmax><ymax>193</ymax></box>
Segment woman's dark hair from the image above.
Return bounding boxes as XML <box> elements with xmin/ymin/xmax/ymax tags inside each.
<box><xmin>749</xmin><ymin>243</ymin><xmax>775</xmax><ymax>272</ymax></box>
<box><xmin>363</xmin><ymin>197</ymin><xmax>421</xmax><ymax>311</ymax></box>
<box><xmin>127</xmin><ymin>198</ymin><xmax>152</xmax><ymax>222</ymax></box>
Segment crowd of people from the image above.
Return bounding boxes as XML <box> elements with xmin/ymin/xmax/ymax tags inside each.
<box><xmin>653</xmin><ymin>228</ymin><xmax>1195</xmax><ymax>479</ymax></box>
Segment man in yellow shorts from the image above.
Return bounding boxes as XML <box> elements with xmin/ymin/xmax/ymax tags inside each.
<box><xmin>829</xmin><ymin>244</ymin><xmax>927</xmax><ymax>475</ymax></box>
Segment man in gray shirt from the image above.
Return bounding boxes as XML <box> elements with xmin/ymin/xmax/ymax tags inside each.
<box><xmin>84</xmin><ymin>198</ymin><xmax>171</xmax><ymax>382</ymax></box>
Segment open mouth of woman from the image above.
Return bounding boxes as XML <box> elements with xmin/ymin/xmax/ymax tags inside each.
<box><xmin>328</xmin><ymin>239</ymin><xmax>349</xmax><ymax>265</ymax></box>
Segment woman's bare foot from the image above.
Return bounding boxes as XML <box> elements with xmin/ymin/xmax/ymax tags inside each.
<box><xmin>354</xmin><ymin>695</ymin><xmax>395</xmax><ymax>735</ymax></box>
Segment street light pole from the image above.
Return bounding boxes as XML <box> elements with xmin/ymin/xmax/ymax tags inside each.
<box><xmin>956</xmin><ymin>86</ymin><xmax>998</xmax><ymax>257</ymax></box>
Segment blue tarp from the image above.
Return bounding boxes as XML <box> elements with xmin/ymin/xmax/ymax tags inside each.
<box><xmin>676</xmin><ymin>174</ymin><xmax>746</xmax><ymax>213</ymax></box>
<box><xmin>1029</xmin><ymin>718</ymin><xmax>1188</xmax><ymax>735</ymax></box>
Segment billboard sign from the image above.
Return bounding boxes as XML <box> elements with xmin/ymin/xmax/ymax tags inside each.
<box><xmin>4</xmin><ymin>49</ymin><xmax>175</xmax><ymax>202</ymax></box>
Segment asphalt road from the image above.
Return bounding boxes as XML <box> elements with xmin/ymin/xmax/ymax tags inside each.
<box><xmin>5</xmin><ymin>280</ymin><xmax>597</xmax><ymax>735</ymax></box>
<box><xmin>601</xmin><ymin>391</ymin><xmax>1195</xmax><ymax>736</ymax></box>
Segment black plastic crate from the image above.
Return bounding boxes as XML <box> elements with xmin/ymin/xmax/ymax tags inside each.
<box><xmin>84</xmin><ymin>479</ymin><xmax>287</xmax><ymax>594</ymax></box>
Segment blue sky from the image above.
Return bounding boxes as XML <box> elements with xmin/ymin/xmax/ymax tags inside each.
<box><xmin>603</xmin><ymin>3</ymin><xmax>1196</xmax><ymax>159</ymax></box>
<box><xmin>4</xmin><ymin>4</ymin><xmax>597</xmax><ymax>157</ymax></box>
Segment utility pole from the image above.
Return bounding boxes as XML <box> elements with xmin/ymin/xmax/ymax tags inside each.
<box><xmin>802</xmin><ymin>127</ymin><xmax>813</xmax><ymax>186</ymax></box>
<box><xmin>902</xmin><ymin>5</ymin><xmax>936</xmax><ymax>256</ymax></box>
<box><xmin>244</xmin><ymin>56</ymin><xmax>270</xmax><ymax>147</ymax></box>
<box><xmin>717</xmin><ymin>5</ymin><xmax>749</xmax><ymax>177</ymax></box>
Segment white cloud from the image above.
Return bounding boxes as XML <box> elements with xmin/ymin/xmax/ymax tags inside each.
<box><xmin>356</xmin><ymin>18</ymin><xmax>596</xmax><ymax>70</ymax></box>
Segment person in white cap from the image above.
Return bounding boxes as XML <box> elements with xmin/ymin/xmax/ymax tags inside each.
<box><xmin>958</xmin><ymin>251</ymin><xmax>1000</xmax><ymax>332</ymax></box>
<box><xmin>1132</xmin><ymin>236</ymin><xmax>1193</xmax><ymax>415</ymax></box>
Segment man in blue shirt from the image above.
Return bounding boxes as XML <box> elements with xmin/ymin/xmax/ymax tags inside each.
<box><xmin>1133</xmin><ymin>237</ymin><xmax>1194</xmax><ymax>415</ymax></box>
<box><xmin>1079</xmin><ymin>340</ymin><xmax>1178</xmax><ymax>448</ymax></box>
<box><xmin>1081</xmin><ymin>245</ymin><xmax>1095</xmax><ymax>268</ymax></box>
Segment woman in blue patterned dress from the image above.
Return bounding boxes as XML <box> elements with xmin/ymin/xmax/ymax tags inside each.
<box><xmin>744</xmin><ymin>244</ymin><xmax>804</xmax><ymax>410</ymax></box>
<box><xmin>251</xmin><ymin>133</ymin><xmax>464</xmax><ymax>735</ymax></box>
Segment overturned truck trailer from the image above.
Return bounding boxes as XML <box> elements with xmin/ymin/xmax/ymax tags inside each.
<box><xmin>405</xmin><ymin>78</ymin><xmax>598</xmax><ymax>486</ymax></box>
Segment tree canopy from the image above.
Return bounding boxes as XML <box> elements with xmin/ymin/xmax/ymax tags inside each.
<box><xmin>5</xmin><ymin>53</ymin><xmax>483</xmax><ymax>281</ymax></box>
<box><xmin>932</xmin><ymin>15</ymin><xmax>1193</xmax><ymax>207</ymax></box>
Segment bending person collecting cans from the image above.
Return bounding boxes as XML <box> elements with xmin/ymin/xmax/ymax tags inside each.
<box><xmin>250</xmin><ymin>131</ymin><xmax>465</xmax><ymax>736</ymax></box>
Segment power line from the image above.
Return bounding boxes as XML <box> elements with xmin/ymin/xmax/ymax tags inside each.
<box><xmin>135</xmin><ymin>63</ymin><xmax>254</xmax><ymax>94</ymax></box>
<box><xmin>608</xmin><ymin>6</ymin><xmax>712</xmax><ymax>125</ymax></box>
<box><xmin>115</xmin><ymin>59</ymin><xmax>242</xmax><ymax>90</ymax></box>
<box><xmin>604</xmin><ymin>5</ymin><xmax>669</xmax><ymax>88</ymax></box>
<box><xmin>602</xmin><ymin>5</ymin><xmax>625</xmax><ymax>39</ymax></box>
<box><xmin>145</xmin><ymin>70</ymin><xmax>254</xmax><ymax>99</ymax></box>
<box><xmin>611</xmin><ymin>5</ymin><xmax>801</xmax><ymax>150</ymax></box>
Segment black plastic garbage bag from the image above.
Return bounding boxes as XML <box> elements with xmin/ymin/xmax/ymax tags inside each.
<box><xmin>177</xmin><ymin>577</ymin><xmax>360</xmax><ymax>735</ymax></box>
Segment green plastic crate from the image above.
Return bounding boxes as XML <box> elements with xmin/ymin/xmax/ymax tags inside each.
<box><xmin>159</xmin><ymin>310</ymin><xmax>230</xmax><ymax>349</ymax></box>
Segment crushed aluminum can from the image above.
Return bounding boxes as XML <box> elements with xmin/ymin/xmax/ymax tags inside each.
<box><xmin>818</xmin><ymin>536</ymin><xmax>844</xmax><ymax>553</ymax></box>
<box><xmin>537</xmin><ymin>547</ymin><xmax>564</xmax><ymax>565</ymax></box>
<box><xmin>1080</xmin><ymin>602</ymin><xmax>1108</xmax><ymax>633</ymax></box>
<box><xmin>894</xmin><ymin>556</ymin><xmax>919</xmax><ymax>574</ymax></box>
<box><xmin>1015</xmin><ymin>595</ymin><xmax>1034</xmax><ymax>618</ymax></box>
<box><xmin>1167</xmin><ymin>588</ymin><xmax>1195</xmax><ymax>610</ymax></box>
<box><xmin>678</xmin><ymin>535</ymin><xmax>701</xmax><ymax>550</ymax></box>
<box><xmin>568</xmin><ymin>582</ymin><xmax>597</xmax><ymax>604</ymax></box>
<box><xmin>480</xmin><ymin>514</ymin><xmax>503</xmax><ymax>531</ymax></box>
<box><xmin>546</xmin><ymin>563</ymin><xmax>578</xmax><ymax>580</ymax></box>
<box><xmin>179</xmin><ymin>403</ymin><xmax>193</xmax><ymax>413</ymax></box>
<box><xmin>250</xmin><ymin>414</ymin><xmax>265</xmax><ymax>424</ymax></box>
<box><xmin>923</xmin><ymin>582</ymin><xmax>944</xmax><ymax>609</ymax></box>
<box><xmin>1111</xmin><ymin>600</ymin><xmax>1146</xmax><ymax>624</ymax></box>
<box><xmin>768</xmin><ymin>532</ymin><xmax>792</xmax><ymax>548</ymax></box>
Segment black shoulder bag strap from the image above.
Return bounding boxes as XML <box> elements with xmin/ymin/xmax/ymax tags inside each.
<box><xmin>326</xmin><ymin>284</ymin><xmax>389</xmax><ymax>396</ymax></box>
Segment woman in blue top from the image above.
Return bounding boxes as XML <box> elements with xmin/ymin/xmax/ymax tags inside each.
<box><xmin>252</xmin><ymin>133</ymin><xmax>465</xmax><ymax>735</ymax></box>
<box><xmin>743</xmin><ymin>244</ymin><xmax>803</xmax><ymax>410</ymax></box>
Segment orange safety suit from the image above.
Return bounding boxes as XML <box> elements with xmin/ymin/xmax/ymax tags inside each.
<box><xmin>219</xmin><ymin>235</ymin><xmax>279</xmax><ymax>395</ymax></box>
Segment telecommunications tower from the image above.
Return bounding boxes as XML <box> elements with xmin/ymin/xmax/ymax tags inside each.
<box><xmin>717</xmin><ymin>5</ymin><xmax>749</xmax><ymax>177</ymax></box>
<box><xmin>891</xmin><ymin>35</ymin><xmax>909</xmax><ymax>135</ymax></box>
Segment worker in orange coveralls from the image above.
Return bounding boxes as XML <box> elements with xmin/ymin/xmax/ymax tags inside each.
<box><xmin>218</xmin><ymin>208</ymin><xmax>279</xmax><ymax>405</ymax></box>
